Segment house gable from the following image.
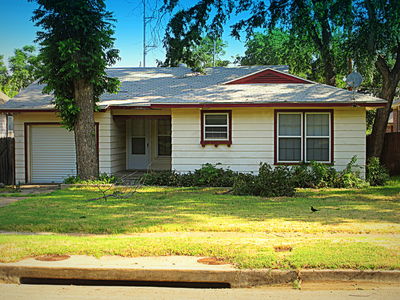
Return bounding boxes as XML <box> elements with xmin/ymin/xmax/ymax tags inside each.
<box><xmin>225</xmin><ymin>68</ymin><xmax>313</xmax><ymax>84</ymax></box>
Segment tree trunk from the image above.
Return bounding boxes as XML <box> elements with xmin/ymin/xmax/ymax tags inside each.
<box><xmin>367</xmin><ymin>75</ymin><xmax>399</xmax><ymax>158</ymax></box>
<box><xmin>73</xmin><ymin>79</ymin><xmax>99</xmax><ymax>180</ymax></box>
<box><xmin>322</xmin><ymin>55</ymin><xmax>336</xmax><ymax>86</ymax></box>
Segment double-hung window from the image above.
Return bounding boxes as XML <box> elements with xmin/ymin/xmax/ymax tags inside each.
<box><xmin>201</xmin><ymin>111</ymin><xmax>232</xmax><ymax>146</ymax></box>
<box><xmin>277</xmin><ymin>111</ymin><xmax>332</xmax><ymax>163</ymax></box>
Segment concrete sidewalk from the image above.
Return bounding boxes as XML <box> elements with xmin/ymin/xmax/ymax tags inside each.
<box><xmin>1</xmin><ymin>255</ymin><xmax>400</xmax><ymax>288</ymax></box>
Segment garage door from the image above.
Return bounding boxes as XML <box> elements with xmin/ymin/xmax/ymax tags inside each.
<box><xmin>30</xmin><ymin>125</ymin><xmax>76</xmax><ymax>183</ymax></box>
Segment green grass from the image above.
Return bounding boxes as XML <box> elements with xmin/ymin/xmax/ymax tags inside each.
<box><xmin>0</xmin><ymin>178</ymin><xmax>399</xmax><ymax>234</ymax></box>
<box><xmin>0</xmin><ymin>234</ymin><xmax>398</xmax><ymax>269</ymax></box>
<box><xmin>0</xmin><ymin>178</ymin><xmax>399</xmax><ymax>269</ymax></box>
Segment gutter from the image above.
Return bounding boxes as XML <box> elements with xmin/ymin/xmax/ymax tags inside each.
<box><xmin>0</xmin><ymin>102</ymin><xmax>387</xmax><ymax>113</ymax></box>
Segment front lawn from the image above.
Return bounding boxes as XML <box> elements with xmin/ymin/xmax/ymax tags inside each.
<box><xmin>0</xmin><ymin>177</ymin><xmax>399</xmax><ymax>269</ymax></box>
<box><xmin>0</xmin><ymin>178</ymin><xmax>399</xmax><ymax>234</ymax></box>
<box><xmin>0</xmin><ymin>234</ymin><xmax>399</xmax><ymax>269</ymax></box>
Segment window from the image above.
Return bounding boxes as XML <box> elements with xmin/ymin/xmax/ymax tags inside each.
<box><xmin>276</xmin><ymin>111</ymin><xmax>332</xmax><ymax>163</ymax></box>
<box><xmin>157</xmin><ymin>119</ymin><xmax>171</xmax><ymax>156</ymax></box>
<box><xmin>131</xmin><ymin>119</ymin><xmax>146</xmax><ymax>155</ymax></box>
<box><xmin>7</xmin><ymin>115</ymin><xmax>13</xmax><ymax>132</ymax></box>
<box><xmin>201</xmin><ymin>111</ymin><xmax>232</xmax><ymax>146</ymax></box>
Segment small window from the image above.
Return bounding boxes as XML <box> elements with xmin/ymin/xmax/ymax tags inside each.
<box><xmin>204</xmin><ymin>113</ymin><xmax>229</xmax><ymax>141</ymax></box>
<box><xmin>7</xmin><ymin>115</ymin><xmax>13</xmax><ymax>132</ymax></box>
<box><xmin>157</xmin><ymin>119</ymin><xmax>171</xmax><ymax>156</ymax></box>
<box><xmin>132</xmin><ymin>137</ymin><xmax>145</xmax><ymax>154</ymax></box>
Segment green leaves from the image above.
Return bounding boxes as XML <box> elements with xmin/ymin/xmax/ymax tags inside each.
<box><xmin>0</xmin><ymin>46</ymin><xmax>40</xmax><ymax>97</ymax></box>
<box><xmin>31</xmin><ymin>0</ymin><xmax>120</xmax><ymax>129</ymax></box>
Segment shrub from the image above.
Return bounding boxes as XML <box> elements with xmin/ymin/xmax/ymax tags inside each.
<box><xmin>231</xmin><ymin>173</ymin><xmax>258</xmax><ymax>196</ymax></box>
<box><xmin>142</xmin><ymin>171</ymin><xmax>179</xmax><ymax>186</ymax></box>
<box><xmin>232</xmin><ymin>163</ymin><xmax>295</xmax><ymax>197</ymax></box>
<box><xmin>291</xmin><ymin>156</ymin><xmax>367</xmax><ymax>189</ymax></box>
<box><xmin>291</xmin><ymin>162</ymin><xmax>337</xmax><ymax>188</ymax></box>
<box><xmin>366</xmin><ymin>157</ymin><xmax>389</xmax><ymax>186</ymax></box>
<box><xmin>335</xmin><ymin>156</ymin><xmax>368</xmax><ymax>188</ymax></box>
<box><xmin>142</xmin><ymin>164</ymin><xmax>238</xmax><ymax>187</ymax></box>
<box><xmin>63</xmin><ymin>173</ymin><xmax>121</xmax><ymax>185</ymax></box>
<box><xmin>192</xmin><ymin>163</ymin><xmax>237</xmax><ymax>187</ymax></box>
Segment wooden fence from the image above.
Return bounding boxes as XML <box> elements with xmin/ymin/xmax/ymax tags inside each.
<box><xmin>367</xmin><ymin>133</ymin><xmax>400</xmax><ymax>175</ymax></box>
<box><xmin>0</xmin><ymin>137</ymin><xmax>15</xmax><ymax>185</ymax></box>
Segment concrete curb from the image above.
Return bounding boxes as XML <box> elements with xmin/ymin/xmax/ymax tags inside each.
<box><xmin>0</xmin><ymin>265</ymin><xmax>399</xmax><ymax>288</ymax></box>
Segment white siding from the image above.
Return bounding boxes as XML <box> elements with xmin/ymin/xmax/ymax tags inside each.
<box><xmin>171</xmin><ymin>107</ymin><xmax>367</xmax><ymax>175</ymax></box>
<box><xmin>13</xmin><ymin>111</ymin><xmax>115</xmax><ymax>184</ymax></box>
<box><xmin>0</xmin><ymin>114</ymin><xmax>6</xmax><ymax>137</ymax></box>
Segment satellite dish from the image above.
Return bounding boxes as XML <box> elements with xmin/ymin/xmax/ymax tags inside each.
<box><xmin>346</xmin><ymin>72</ymin><xmax>363</xmax><ymax>88</ymax></box>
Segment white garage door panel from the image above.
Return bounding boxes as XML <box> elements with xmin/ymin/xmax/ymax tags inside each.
<box><xmin>31</xmin><ymin>125</ymin><xmax>76</xmax><ymax>183</ymax></box>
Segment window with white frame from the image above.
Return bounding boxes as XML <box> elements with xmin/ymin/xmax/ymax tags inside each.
<box><xmin>277</xmin><ymin>112</ymin><xmax>331</xmax><ymax>163</ymax></box>
<box><xmin>203</xmin><ymin>112</ymin><xmax>229</xmax><ymax>141</ymax></box>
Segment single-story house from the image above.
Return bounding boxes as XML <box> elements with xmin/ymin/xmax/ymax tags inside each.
<box><xmin>0</xmin><ymin>90</ymin><xmax>12</xmax><ymax>138</ymax></box>
<box><xmin>0</xmin><ymin>66</ymin><xmax>387</xmax><ymax>184</ymax></box>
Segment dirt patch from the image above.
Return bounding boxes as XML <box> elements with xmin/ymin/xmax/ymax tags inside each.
<box><xmin>35</xmin><ymin>255</ymin><xmax>70</xmax><ymax>262</ymax></box>
<box><xmin>274</xmin><ymin>245</ymin><xmax>293</xmax><ymax>252</ymax></box>
<box><xmin>197</xmin><ymin>257</ymin><xmax>227</xmax><ymax>265</ymax></box>
<box><xmin>0</xmin><ymin>197</ymin><xmax>27</xmax><ymax>208</ymax></box>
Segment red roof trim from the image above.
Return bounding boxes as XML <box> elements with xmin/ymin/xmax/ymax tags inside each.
<box><xmin>0</xmin><ymin>108</ymin><xmax>108</xmax><ymax>113</ymax></box>
<box><xmin>225</xmin><ymin>69</ymin><xmax>312</xmax><ymax>84</ymax></box>
<box><xmin>150</xmin><ymin>103</ymin><xmax>386</xmax><ymax>108</ymax></box>
<box><xmin>0</xmin><ymin>102</ymin><xmax>386</xmax><ymax>113</ymax></box>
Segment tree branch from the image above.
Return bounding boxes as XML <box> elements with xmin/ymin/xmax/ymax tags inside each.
<box><xmin>375</xmin><ymin>55</ymin><xmax>390</xmax><ymax>81</ymax></box>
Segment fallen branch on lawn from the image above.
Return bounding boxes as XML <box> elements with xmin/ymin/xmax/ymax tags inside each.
<box><xmin>86</xmin><ymin>171</ymin><xmax>144</xmax><ymax>201</ymax></box>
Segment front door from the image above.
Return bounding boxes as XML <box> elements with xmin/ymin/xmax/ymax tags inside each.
<box><xmin>127</xmin><ymin>119</ymin><xmax>151</xmax><ymax>170</ymax></box>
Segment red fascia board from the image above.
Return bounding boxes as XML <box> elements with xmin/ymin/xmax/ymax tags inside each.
<box><xmin>0</xmin><ymin>108</ymin><xmax>108</xmax><ymax>113</ymax></box>
<box><xmin>0</xmin><ymin>102</ymin><xmax>386</xmax><ymax>113</ymax></box>
<box><xmin>107</xmin><ymin>105</ymin><xmax>152</xmax><ymax>110</ymax></box>
<box><xmin>150</xmin><ymin>102</ymin><xmax>386</xmax><ymax>108</ymax></box>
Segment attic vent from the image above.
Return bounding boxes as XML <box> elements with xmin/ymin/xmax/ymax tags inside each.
<box><xmin>226</xmin><ymin>69</ymin><xmax>312</xmax><ymax>84</ymax></box>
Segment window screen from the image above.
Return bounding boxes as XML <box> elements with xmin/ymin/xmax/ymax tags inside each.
<box><xmin>278</xmin><ymin>113</ymin><xmax>302</xmax><ymax>162</ymax></box>
<box><xmin>305</xmin><ymin>113</ymin><xmax>330</xmax><ymax>162</ymax></box>
<box><xmin>132</xmin><ymin>137</ymin><xmax>145</xmax><ymax>155</ymax></box>
<box><xmin>204</xmin><ymin>113</ymin><xmax>228</xmax><ymax>140</ymax></box>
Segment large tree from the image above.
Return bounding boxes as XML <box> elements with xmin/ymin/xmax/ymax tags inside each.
<box><xmin>0</xmin><ymin>55</ymin><xmax>8</xmax><ymax>93</ymax></box>
<box><xmin>162</xmin><ymin>0</ymin><xmax>352</xmax><ymax>86</ymax></box>
<box><xmin>0</xmin><ymin>46</ymin><xmax>41</xmax><ymax>97</ymax></box>
<box><xmin>31</xmin><ymin>0</ymin><xmax>120</xmax><ymax>179</ymax></box>
<box><xmin>7</xmin><ymin>45</ymin><xmax>41</xmax><ymax>96</ymax></box>
<box><xmin>161</xmin><ymin>34</ymin><xmax>229</xmax><ymax>71</ymax></box>
<box><xmin>350</xmin><ymin>0</ymin><xmax>400</xmax><ymax>158</ymax></box>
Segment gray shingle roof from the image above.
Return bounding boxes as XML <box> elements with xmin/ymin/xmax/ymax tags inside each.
<box><xmin>0</xmin><ymin>91</ymin><xmax>9</xmax><ymax>104</ymax></box>
<box><xmin>0</xmin><ymin>66</ymin><xmax>386</xmax><ymax>110</ymax></box>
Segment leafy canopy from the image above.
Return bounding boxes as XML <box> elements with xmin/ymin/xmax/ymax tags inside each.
<box><xmin>30</xmin><ymin>0</ymin><xmax>120</xmax><ymax>129</ymax></box>
<box><xmin>162</xmin><ymin>0</ymin><xmax>353</xmax><ymax>85</ymax></box>
<box><xmin>0</xmin><ymin>46</ymin><xmax>41</xmax><ymax>97</ymax></box>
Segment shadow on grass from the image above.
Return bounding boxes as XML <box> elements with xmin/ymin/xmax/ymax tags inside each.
<box><xmin>0</xmin><ymin>179</ymin><xmax>399</xmax><ymax>233</ymax></box>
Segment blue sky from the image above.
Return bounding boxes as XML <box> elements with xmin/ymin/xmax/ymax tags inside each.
<box><xmin>0</xmin><ymin>0</ymin><xmax>247</xmax><ymax>68</ymax></box>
